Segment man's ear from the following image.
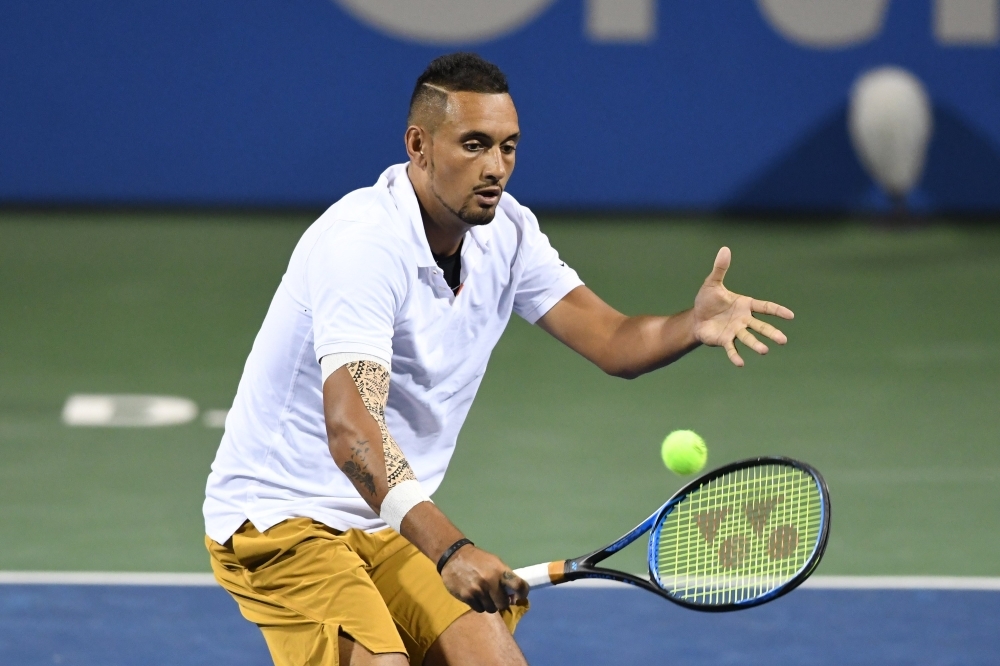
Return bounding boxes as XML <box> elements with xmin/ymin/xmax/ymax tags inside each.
<box><xmin>405</xmin><ymin>126</ymin><xmax>430</xmax><ymax>170</ymax></box>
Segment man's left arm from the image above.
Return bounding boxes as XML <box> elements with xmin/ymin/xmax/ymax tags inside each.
<box><xmin>537</xmin><ymin>247</ymin><xmax>793</xmax><ymax>377</ymax></box>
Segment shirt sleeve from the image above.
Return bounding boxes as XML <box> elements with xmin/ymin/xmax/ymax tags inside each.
<box><xmin>306</xmin><ymin>222</ymin><xmax>408</xmax><ymax>365</ymax></box>
<box><xmin>512</xmin><ymin>207</ymin><xmax>584</xmax><ymax>324</ymax></box>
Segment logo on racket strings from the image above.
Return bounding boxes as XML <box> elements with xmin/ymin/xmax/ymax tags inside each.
<box><xmin>690</xmin><ymin>495</ymin><xmax>800</xmax><ymax>570</ymax></box>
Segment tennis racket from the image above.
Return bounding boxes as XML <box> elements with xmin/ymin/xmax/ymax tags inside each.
<box><xmin>512</xmin><ymin>456</ymin><xmax>830</xmax><ymax>611</ymax></box>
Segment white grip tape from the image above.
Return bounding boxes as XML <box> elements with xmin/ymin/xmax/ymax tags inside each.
<box><xmin>380</xmin><ymin>480</ymin><xmax>432</xmax><ymax>533</ymax></box>
<box><xmin>513</xmin><ymin>562</ymin><xmax>560</xmax><ymax>589</ymax></box>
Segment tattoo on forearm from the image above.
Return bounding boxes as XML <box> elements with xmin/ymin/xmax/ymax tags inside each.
<box><xmin>347</xmin><ymin>361</ymin><xmax>417</xmax><ymax>488</ymax></box>
<box><xmin>342</xmin><ymin>439</ymin><xmax>377</xmax><ymax>498</ymax></box>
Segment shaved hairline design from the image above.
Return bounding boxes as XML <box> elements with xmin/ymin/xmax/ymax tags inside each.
<box><xmin>407</xmin><ymin>82</ymin><xmax>452</xmax><ymax>129</ymax></box>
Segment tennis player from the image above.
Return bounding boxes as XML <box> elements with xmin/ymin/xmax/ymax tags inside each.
<box><xmin>204</xmin><ymin>53</ymin><xmax>792</xmax><ymax>666</ymax></box>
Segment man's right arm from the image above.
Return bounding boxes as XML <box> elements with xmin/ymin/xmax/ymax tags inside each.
<box><xmin>323</xmin><ymin>362</ymin><xmax>528</xmax><ymax>613</ymax></box>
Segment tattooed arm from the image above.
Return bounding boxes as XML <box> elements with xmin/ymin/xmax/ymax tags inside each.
<box><xmin>322</xmin><ymin>360</ymin><xmax>419</xmax><ymax>510</ymax></box>
<box><xmin>322</xmin><ymin>361</ymin><xmax>529</xmax><ymax>612</ymax></box>
<box><xmin>343</xmin><ymin>361</ymin><xmax>417</xmax><ymax>490</ymax></box>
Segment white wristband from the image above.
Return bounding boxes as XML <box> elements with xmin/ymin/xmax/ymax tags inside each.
<box><xmin>380</xmin><ymin>479</ymin><xmax>433</xmax><ymax>533</ymax></box>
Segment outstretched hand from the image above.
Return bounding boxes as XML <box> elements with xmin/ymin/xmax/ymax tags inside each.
<box><xmin>693</xmin><ymin>247</ymin><xmax>794</xmax><ymax>367</ymax></box>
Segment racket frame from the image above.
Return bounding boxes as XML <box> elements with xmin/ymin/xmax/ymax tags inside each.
<box><xmin>552</xmin><ymin>456</ymin><xmax>831</xmax><ymax>612</ymax></box>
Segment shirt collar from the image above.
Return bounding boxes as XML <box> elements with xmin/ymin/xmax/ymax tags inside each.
<box><xmin>386</xmin><ymin>163</ymin><xmax>494</xmax><ymax>268</ymax></box>
<box><xmin>386</xmin><ymin>164</ymin><xmax>437</xmax><ymax>268</ymax></box>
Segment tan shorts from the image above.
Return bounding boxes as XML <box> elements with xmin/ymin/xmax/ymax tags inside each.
<box><xmin>207</xmin><ymin>518</ymin><xmax>528</xmax><ymax>666</ymax></box>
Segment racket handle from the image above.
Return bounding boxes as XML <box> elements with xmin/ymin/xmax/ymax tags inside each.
<box><xmin>512</xmin><ymin>561</ymin><xmax>566</xmax><ymax>590</ymax></box>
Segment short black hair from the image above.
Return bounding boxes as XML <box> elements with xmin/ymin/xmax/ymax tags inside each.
<box><xmin>408</xmin><ymin>53</ymin><xmax>509</xmax><ymax>125</ymax></box>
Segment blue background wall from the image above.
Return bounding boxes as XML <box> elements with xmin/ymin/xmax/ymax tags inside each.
<box><xmin>1</xmin><ymin>1</ymin><xmax>998</xmax><ymax>211</ymax></box>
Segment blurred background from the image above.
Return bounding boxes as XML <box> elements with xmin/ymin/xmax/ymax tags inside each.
<box><xmin>2</xmin><ymin>2</ymin><xmax>999</xmax><ymax>664</ymax></box>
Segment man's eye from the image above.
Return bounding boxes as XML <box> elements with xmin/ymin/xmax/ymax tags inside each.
<box><xmin>501</xmin><ymin>144</ymin><xmax>516</xmax><ymax>154</ymax></box>
<box><xmin>464</xmin><ymin>143</ymin><xmax>483</xmax><ymax>152</ymax></box>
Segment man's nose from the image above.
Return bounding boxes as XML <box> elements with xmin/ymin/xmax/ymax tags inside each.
<box><xmin>482</xmin><ymin>146</ymin><xmax>507</xmax><ymax>182</ymax></box>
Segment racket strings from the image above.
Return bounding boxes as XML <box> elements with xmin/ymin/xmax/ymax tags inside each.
<box><xmin>653</xmin><ymin>464</ymin><xmax>822</xmax><ymax>606</ymax></box>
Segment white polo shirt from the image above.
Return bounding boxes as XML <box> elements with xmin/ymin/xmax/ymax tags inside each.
<box><xmin>203</xmin><ymin>164</ymin><xmax>583</xmax><ymax>544</ymax></box>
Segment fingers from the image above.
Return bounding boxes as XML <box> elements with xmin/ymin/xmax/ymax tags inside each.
<box><xmin>458</xmin><ymin>581</ymin><xmax>499</xmax><ymax>614</ymax></box>
<box><xmin>467</xmin><ymin>576</ymin><xmax>513</xmax><ymax>614</ymax></box>
<box><xmin>503</xmin><ymin>570</ymin><xmax>530</xmax><ymax>602</ymax></box>
<box><xmin>486</xmin><ymin>580</ymin><xmax>511</xmax><ymax>613</ymax></box>
<box><xmin>747</xmin><ymin>317</ymin><xmax>787</xmax><ymax>345</ymax></box>
<box><xmin>751</xmin><ymin>299</ymin><xmax>794</xmax><ymax>320</ymax></box>
<box><xmin>703</xmin><ymin>246</ymin><xmax>731</xmax><ymax>287</ymax></box>
<box><xmin>724</xmin><ymin>340</ymin><xmax>744</xmax><ymax>367</ymax></box>
<box><xmin>482</xmin><ymin>570</ymin><xmax>528</xmax><ymax>612</ymax></box>
<box><xmin>442</xmin><ymin>548</ymin><xmax>523</xmax><ymax>614</ymax></box>
<box><xmin>736</xmin><ymin>328</ymin><xmax>768</xmax><ymax>355</ymax></box>
<box><xmin>480</xmin><ymin>592</ymin><xmax>500</xmax><ymax>614</ymax></box>
<box><xmin>459</xmin><ymin>584</ymin><xmax>498</xmax><ymax>613</ymax></box>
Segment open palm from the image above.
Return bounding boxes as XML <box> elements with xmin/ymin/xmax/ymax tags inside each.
<box><xmin>693</xmin><ymin>247</ymin><xmax>794</xmax><ymax>367</ymax></box>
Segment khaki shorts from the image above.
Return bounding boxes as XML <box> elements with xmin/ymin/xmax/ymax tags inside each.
<box><xmin>207</xmin><ymin>518</ymin><xmax>528</xmax><ymax>666</ymax></box>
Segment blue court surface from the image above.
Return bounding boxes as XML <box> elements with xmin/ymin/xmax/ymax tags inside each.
<box><xmin>2</xmin><ymin>580</ymin><xmax>998</xmax><ymax>665</ymax></box>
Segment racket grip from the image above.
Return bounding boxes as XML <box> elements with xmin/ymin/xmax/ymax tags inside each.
<box><xmin>512</xmin><ymin>561</ymin><xmax>566</xmax><ymax>590</ymax></box>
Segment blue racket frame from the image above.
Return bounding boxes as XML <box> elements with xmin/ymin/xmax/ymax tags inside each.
<box><xmin>559</xmin><ymin>456</ymin><xmax>831</xmax><ymax>612</ymax></box>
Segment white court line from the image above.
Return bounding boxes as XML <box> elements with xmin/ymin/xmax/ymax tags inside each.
<box><xmin>1</xmin><ymin>572</ymin><xmax>998</xmax><ymax>590</ymax></box>
<box><xmin>801</xmin><ymin>576</ymin><xmax>1000</xmax><ymax>590</ymax></box>
<box><xmin>560</xmin><ymin>575</ymin><xmax>1000</xmax><ymax>590</ymax></box>
<box><xmin>0</xmin><ymin>572</ymin><xmax>218</xmax><ymax>586</ymax></box>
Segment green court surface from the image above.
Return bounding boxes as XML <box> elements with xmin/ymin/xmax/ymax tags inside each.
<box><xmin>1</xmin><ymin>213</ymin><xmax>998</xmax><ymax>576</ymax></box>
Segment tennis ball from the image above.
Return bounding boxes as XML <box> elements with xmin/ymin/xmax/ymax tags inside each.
<box><xmin>661</xmin><ymin>430</ymin><xmax>707</xmax><ymax>475</ymax></box>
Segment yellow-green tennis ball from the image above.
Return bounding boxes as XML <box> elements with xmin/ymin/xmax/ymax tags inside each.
<box><xmin>661</xmin><ymin>430</ymin><xmax>707</xmax><ymax>475</ymax></box>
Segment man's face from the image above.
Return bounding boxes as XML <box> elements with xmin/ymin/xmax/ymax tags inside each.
<box><xmin>424</xmin><ymin>92</ymin><xmax>520</xmax><ymax>226</ymax></box>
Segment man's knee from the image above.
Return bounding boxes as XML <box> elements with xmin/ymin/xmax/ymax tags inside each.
<box><xmin>424</xmin><ymin>611</ymin><xmax>527</xmax><ymax>666</ymax></box>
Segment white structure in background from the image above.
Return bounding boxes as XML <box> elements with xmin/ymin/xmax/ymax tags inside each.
<box><xmin>62</xmin><ymin>394</ymin><xmax>198</xmax><ymax>427</ymax></box>
<box><xmin>333</xmin><ymin>0</ymin><xmax>557</xmax><ymax>44</ymax></box>
<box><xmin>935</xmin><ymin>0</ymin><xmax>1000</xmax><ymax>44</ymax></box>
<box><xmin>759</xmin><ymin>0</ymin><xmax>997</xmax><ymax>47</ymax></box>
<box><xmin>333</xmin><ymin>0</ymin><xmax>998</xmax><ymax>46</ymax></box>
<box><xmin>757</xmin><ymin>0</ymin><xmax>890</xmax><ymax>48</ymax></box>
<box><xmin>584</xmin><ymin>0</ymin><xmax>655</xmax><ymax>42</ymax></box>
<box><xmin>848</xmin><ymin>67</ymin><xmax>933</xmax><ymax>204</ymax></box>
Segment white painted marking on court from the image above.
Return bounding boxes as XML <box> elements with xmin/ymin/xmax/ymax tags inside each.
<box><xmin>203</xmin><ymin>409</ymin><xmax>229</xmax><ymax>428</ymax></box>
<box><xmin>0</xmin><ymin>572</ymin><xmax>218</xmax><ymax>586</ymax></box>
<box><xmin>61</xmin><ymin>395</ymin><xmax>115</xmax><ymax>425</ymax></box>
<box><xmin>62</xmin><ymin>394</ymin><xmax>198</xmax><ymax>427</ymax></box>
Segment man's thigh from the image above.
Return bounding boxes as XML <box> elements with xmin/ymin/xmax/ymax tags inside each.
<box><xmin>358</xmin><ymin>529</ymin><xmax>529</xmax><ymax>666</ymax></box>
<box><xmin>207</xmin><ymin>519</ymin><xmax>408</xmax><ymax>666</ymax></box>
<box><xmin>424</xmin><ymin>611</ymin><xmax>529</xmax><ymax>666</ymax></box>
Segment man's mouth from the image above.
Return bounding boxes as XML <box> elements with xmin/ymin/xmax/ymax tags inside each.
<box><xmin>473</xmin><ymin>186</ymin><xmax>501</xmax><ymax>207</ymax></box>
